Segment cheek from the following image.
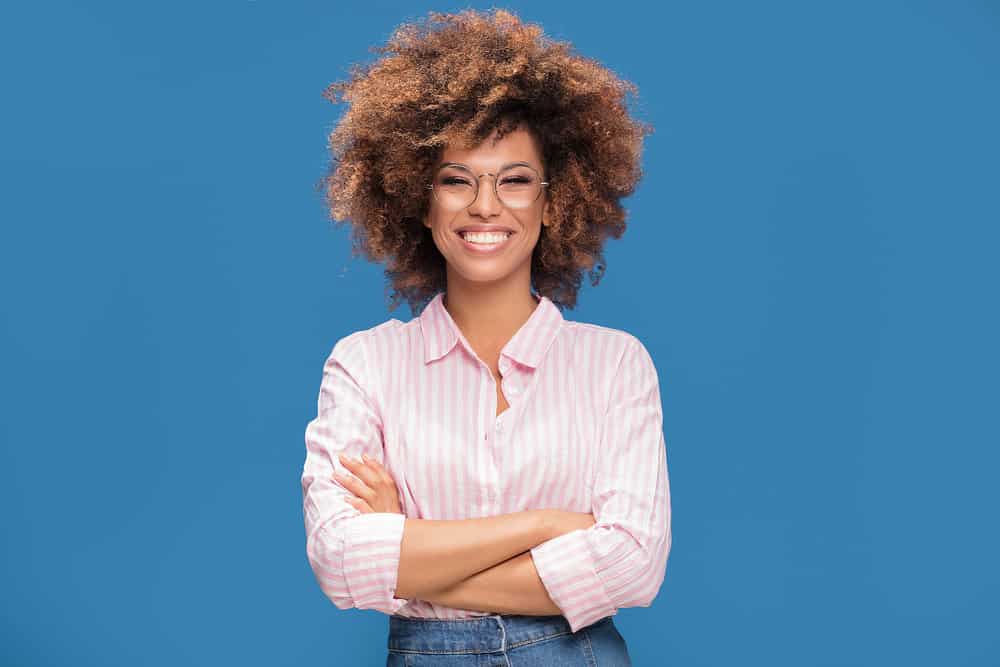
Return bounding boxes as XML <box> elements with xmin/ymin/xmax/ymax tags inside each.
<box><xmin>520</xmin><ymin>213</ymin><xmax>545</xmax><ymax>243</ymax></box>
<box><xmin>424</xmin><ymin>212</ymin><xmax>451</xmax><ymax>245</ymax></box>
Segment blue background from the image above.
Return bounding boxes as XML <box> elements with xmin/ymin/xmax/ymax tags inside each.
<box><xmin>1</xmin><ymin>1</ymin><xmax>997</xmax><ymax>665</ymax></box>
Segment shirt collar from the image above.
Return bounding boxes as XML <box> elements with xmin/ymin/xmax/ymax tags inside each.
<box><xmin>420</xmin><ymin>291</ymin><xmax>563</xmax><ymax>368</ymax></box>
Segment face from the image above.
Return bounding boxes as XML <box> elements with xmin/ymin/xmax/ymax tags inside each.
<box><xmin>422</xmin><ymin>125</ymin><xmax>549</xmax><ymax>289</ymax></box>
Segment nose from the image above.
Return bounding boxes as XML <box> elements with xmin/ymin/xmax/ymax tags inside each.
<box><xmin>466</xmin><ymin>173</ymin><xmax>503</xmax><ymax>217</ymax></box>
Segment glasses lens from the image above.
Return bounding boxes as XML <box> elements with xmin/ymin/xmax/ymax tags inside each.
<box><xmin>432</xmin><ymin>166</ymin><xmax>477</xmax><ymax>210</ymax></box>
<box><xmin>497</xmin><ymin>165</ymin><xmax>542</xmax><ymax>208</ymax></box>
<box><xmin>430</xmin><ymin>165</ymin><xmax>544</xmax><ymax>210</ymax></box>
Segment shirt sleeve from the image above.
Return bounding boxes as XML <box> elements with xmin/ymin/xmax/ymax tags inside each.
<box><xmin>529</xmin><ymin>336</ymin><xmax>672</xmax><ymax>633</ymax></box>
<box><xmin>301</xmin><ymin>331</ymin><xmax>408</xmax><ymax>615</ymax></box>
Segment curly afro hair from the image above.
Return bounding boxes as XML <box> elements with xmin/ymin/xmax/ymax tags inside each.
<box><xmin>320</xmin><ymin>8</ymin><xmax>653</xmax><ymax>313</ymax></box>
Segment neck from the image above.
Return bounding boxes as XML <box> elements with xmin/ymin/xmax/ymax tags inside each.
<box><xmin>442</xmin><ymin>271</ymin><xmax>539</xmax><ymax>348</ymax></box>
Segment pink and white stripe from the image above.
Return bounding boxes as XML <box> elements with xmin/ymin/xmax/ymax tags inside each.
<box><xmin>301</xmin><ymin>291</ymin><xmax>672</xmax><ymax>633</ymax></box>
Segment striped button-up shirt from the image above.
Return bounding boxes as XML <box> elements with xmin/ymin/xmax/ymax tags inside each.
<box><xmin>301</xmin><ymin>291</ymin><xmax>672</xmax><ymax>633</ymax></box>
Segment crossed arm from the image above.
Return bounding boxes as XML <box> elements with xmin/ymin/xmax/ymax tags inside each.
<box><xmin>335</xmin><ymin>452</ymin><xmax>595</xmax><ymax>616</ymax></box>
<box><xmin>421</xmin><ymin>547</ymin><xmax>560</xmax><ymax>615</ymax></box>
<box><xmin>398</xmin><ymin>511</ymin><xmax>593</xmax><ymax>615</ymax></box>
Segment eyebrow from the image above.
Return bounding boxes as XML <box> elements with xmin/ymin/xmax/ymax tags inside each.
<box><xmin>437</xmin><ymin>161</ymin><xmax>537</xmax><ymax>172</ymax></box>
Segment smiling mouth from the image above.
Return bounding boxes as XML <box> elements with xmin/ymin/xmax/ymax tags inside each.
<box><xmin>455</xmin><ymin>229</ymin><xmax>515</xmax><ymax>253</ymax></box>
<box><xmin>458</xmin><ymin>230</ymin><xmax>514</xmax><ymax>244</ymax></box>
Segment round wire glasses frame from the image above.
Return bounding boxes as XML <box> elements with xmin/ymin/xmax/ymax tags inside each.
<box><xmin>425</xmin><ymin>163</ymin><xmax>549</xmax><ymax>211</ymax></box>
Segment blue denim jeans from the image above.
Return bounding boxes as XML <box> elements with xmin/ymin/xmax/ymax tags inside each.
<box><xmin>386</xmin><ymin>613</ymin><xmax>631</xmax><ymax>666</ymax></box>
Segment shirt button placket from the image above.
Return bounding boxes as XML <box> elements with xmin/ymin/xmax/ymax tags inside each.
<box><xmin>490</xmin><ymin>411</ymin><xmax>504</xmax><ymax>508</ymax></box>
<box><xmin>483</xmin><ymin>366</ymin><xmax>496</xmax><ymax>511</ymax></box>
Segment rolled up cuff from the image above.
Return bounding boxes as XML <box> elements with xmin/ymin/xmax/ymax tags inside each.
<box><xmin>341</xmin><ymin>512</ymin><xmax>407</xmax><ymax>614</ymax></box>
<box><xmin>529</xmin><ymin>529</ymin><xmax>617</xmax><ymax>633</ymax></box>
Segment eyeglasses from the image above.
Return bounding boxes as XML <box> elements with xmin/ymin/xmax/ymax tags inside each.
<box><xmin>425</xmin><ymin>163</ymin><xmax>549</xmax><ymax>211</ymax></box>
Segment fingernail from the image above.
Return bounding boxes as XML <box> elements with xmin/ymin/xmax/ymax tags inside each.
<box><xmin>361</xmin><ymin>453</ymin><xmax>369</xmax><ymax>463</ymax></box>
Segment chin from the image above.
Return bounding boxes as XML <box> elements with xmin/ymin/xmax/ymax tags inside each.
<box><xmin>453</xmin><ymin>265</ymin><xmax>516</xmax><ymax>284</ymax></box>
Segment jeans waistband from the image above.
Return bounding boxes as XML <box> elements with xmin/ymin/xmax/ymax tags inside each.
<box><xmin>388</xmin><ymin>614</ymin><xmax>607</xmax><ymax>654</ymax></box>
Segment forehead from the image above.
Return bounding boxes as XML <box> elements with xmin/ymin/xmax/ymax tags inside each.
<box><xmin>436</xmin><ymin>126</ymin><xmax>543</xmax><ymax>170</ymax></box>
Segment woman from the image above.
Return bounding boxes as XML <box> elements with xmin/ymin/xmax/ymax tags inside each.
<box><xmin>302</xmin><ymin>9</ymin><xmax>672</xmax><ymax>666</ymax></box>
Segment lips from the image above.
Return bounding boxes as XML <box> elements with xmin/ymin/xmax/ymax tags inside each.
<box><xmin>455</xmin><ymin>225</ymin><xmax>515</xmax><ymax>245</ymax></box>
<box><xmin>455</xmin><ymin>228</ymin><xmax>515</xmax><ymax>254</ymax></box>
<box><xmin>454</xmin><ymin>225</ymin><xmax>516</xmax><ymax>234</ymax></box>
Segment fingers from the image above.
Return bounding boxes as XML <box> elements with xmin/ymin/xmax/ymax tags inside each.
<box><xmin>360</xmin><ymin>452</ymin><xmax>393</xmax><ymax>479</ymax></box>
<box><xmin>346</xmin><ymin>495</ymin><xmax>374</xmax><ymax>513</ymax></box>
<box><xmin>333</xmin><ymin>452</ymin><xmax>403</xmax><ymax>515</ymax></box>
<box><xmin>334</xmin><ymin>452</ymin><xmax>396</xmax><ymax>505</ymax></box>
<box><xmin>367</xmin><ymin>455</ymin><xmax>396</xmax><ymax>486</ymax></box>
<box><xmin>333</xmin><ymin>469</ymin><xmax>373</xmax><ymax>503</ymax></box>
<box><xmin>338</xmin><ymin>452</ymin><xmax>395</xmax><ymax>492</ymax></box>
<box><xmin>332</xmin><ymin>454</ymin><xmax>373</xmax><ymax>502</ymax></box>
<box><xmin>357</xmin><ymin>452</ymin><xmax>394</xmax><ymax>486</ymax></box>
<box><xmin>337</xmin><ymin>452</ymin><xmax>382</xmax><ymax>488</ymax></box>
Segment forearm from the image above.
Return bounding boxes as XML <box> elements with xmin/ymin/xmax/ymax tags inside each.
<box><xmin>395</xmin><ymin>510</ymin><xmax>549</xmax><ymax>599</ymax></box>
<box><xmin>419</xmin><ymin>551</ymin><xmax>561</xmax><ymax>616</ymax></box>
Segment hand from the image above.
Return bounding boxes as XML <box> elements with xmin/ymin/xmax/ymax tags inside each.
<box><xmin>333</xmin><ymin>452</ymin><xmax>403</xmax><ymax>515</ymax></box>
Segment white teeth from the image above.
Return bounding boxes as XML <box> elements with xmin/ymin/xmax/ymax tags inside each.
<box><xmin>460</xmin><ymin>231</ymin><xmax>511</xmax><ymax>244</ymax></box>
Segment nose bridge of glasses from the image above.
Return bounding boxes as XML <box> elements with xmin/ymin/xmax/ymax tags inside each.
<box><xmin>470</xmin><ymin>172</ymin><xmax>501</xmax><ymax>206</ymax></box>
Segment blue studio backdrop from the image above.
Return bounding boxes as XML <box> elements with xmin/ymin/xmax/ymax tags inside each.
<box><xmin>1</xmin><ymin>2</ymin><xmax>997</xmax><ymax>665</ymax></box>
